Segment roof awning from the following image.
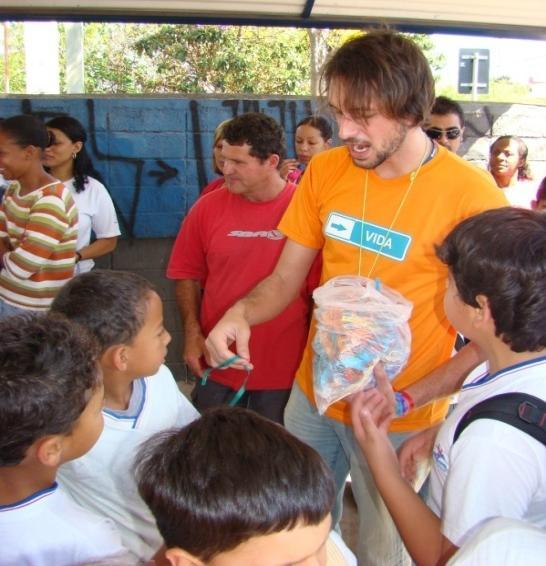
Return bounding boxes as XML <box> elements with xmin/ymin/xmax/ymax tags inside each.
<box><xmin>1</xmin><ymin>1</ymin><xmax>545</xmax><ymax>40</ymax></box>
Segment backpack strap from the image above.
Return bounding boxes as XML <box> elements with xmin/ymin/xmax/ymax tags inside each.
<box><xmin>453</xmin><ymin>392</ymin><xmax>546</xmax><ymax>446</ymax></box>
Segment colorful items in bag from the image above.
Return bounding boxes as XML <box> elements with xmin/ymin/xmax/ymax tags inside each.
<box><xmin>312</xmin><ymin>276</ymin><xmax>413</xmax><ymax>414</ymax></box>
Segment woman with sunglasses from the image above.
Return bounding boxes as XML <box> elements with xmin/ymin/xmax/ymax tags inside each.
<box><xmin>425</xmin><ymin>96</ymin><xmax>465</xmax><ymax>154</ymax></box>
<box><xmin>488</xmin><ymin>135</ymin><xmax>535</xmax><ymax>209</ymax></box>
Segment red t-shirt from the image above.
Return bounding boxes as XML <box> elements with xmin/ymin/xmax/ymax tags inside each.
<box><xmin>167</xmin><ymin>184</ymin><xmax>318</xmax><ymax>390</ymax></box>
<box><xmin>200</xmin><ymin>176</ymin><xmax>225</xmax><ymax>197</ymax></box>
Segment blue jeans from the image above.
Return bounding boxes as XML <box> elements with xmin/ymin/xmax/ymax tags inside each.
<box><xmin>285</xmin><ymin>383</ymin><xmax>425</xmax><ymax>566</ymax></box>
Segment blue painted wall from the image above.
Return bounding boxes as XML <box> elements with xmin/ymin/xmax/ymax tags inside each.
<box><xmin>1</xmin><ymin>96</ymin><xmax>545</xmax><ymax>239</ymax></box>
<box><xmin>0</xmin><ymin>96</ymin><xmax>315</xmax><ymax>237</ymax></box>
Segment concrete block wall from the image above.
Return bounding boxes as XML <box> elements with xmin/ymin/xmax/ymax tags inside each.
<box><xmin>461</xmin><ymin>102</ymin><xmax>546</xmax><ymax>178</ymax></box>
<box><xmin>1</xmin><ymin>95</ymin><xmax>545</xmax><ymax>380</ymax></box>
<box><xmin>0</xmin><ymin>96</ymin><xmax>315</xmax><ymax>239</ymax></box>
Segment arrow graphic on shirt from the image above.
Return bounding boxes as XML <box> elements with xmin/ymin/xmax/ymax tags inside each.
<box><xmin>149</xmin><ymin>159</ymin><xmax>178</xmax><ymax>186</ymax></box>
<box><xmin>330</xmin><ymin>222</ymin><xmax>347</xmax><ymax>232</ymax></box>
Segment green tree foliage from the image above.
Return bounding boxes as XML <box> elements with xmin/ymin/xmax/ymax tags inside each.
<box><xmin>2</xmin><ymin>22</ymin><xmax>26</xmax><ymax>93</ymax></box>
<box><xmin>81</xmin><ymin>24</ymin><xmax>445</xmax><ymax>96</ymax></box>
<box><xmin>83</xmin><ymin>23</ymin><xmax>311</xmax><ymax>95</ymax></box>
<box><xmin>2</xmin><ymin>22</ymin><xmax>445</xmax><ymax>96</ymax></box>
<box><xmin>83</xmin><ymin>23</ymin><xmax>161</xmax><ymax>93</ymax></box>
<box><xmin>407</xmin><ymin>33</ymin><xmax>445</xmax><ymax>79</ymax></box>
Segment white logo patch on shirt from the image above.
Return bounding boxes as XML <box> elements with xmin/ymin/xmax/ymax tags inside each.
<box><xmin>228</xmin><ymin>230</ymin><xmax>285</xmax><ymax>240</ymax></box>
<box><xmin>324</xmin><ymin>212</ymin><xmax>412</xmax><ymax>261</ymax></box>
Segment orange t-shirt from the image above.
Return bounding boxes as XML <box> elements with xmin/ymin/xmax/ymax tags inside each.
<box><xmin>278</xmin><ymin>145</ymin><xmax>508</xmax><ymax>432</ymax></box>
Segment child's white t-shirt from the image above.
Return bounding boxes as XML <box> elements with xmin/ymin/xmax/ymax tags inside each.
<box><xmin>446</xmin><ymin>517</ymin><xmax>546</xmax><ymax>566</ymax></box>
<box><xmin>58</xmin><ymin>364</ymin><xmax>200</xmax><ymax>560</ymax></box>
<box><xmin>0</xmin><ymin>482</ymin><xmax>130</xmax><ymax>565</ymax></box>
<box><xmin>428</xmin><ymin>356</ymin><xmax>546</xmax><ymax>547</ymax></box>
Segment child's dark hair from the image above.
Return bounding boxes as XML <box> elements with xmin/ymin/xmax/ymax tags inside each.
<box><xmin>46</xmin><ymin>116</ymin><xmax>105</xmax><ymax>192</ymax></box>
<box><xmin>0</xmin><ymin>114</ymin><xmax>50</xmax><ymax>149</ymax></box>
<box><xmin>136</xmin><ymin>407</ymin><xmax>335</xmax><ymax>561</ymax></box>
<box><xmin>296</xmin><ymin>116</ymin><xmax>333</xmax><ymax>142</ymax></box>
<box><xmin>0</xmin><ymin>313</ymin><xmax>100</xmax><ymax>467</ymax></box>
<box><xmin>50</xmin><ymin>269</ymin><xmax>156</xmax><ymax>352</ymax></box>
<box><xmin>436</xmin><ymin>207</ymin><xmax>546</xmax><ymax>352</ymax></box>
<box><xmin>223</xmin><ymin>112</ymin><xmax>286</xmax><ymax>164</ymax></box>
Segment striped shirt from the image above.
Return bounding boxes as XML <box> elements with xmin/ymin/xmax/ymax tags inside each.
<box><xmin>0</xmin><ymin>180</ymin><xmax>78</xmax><ymax>310</ymax></box>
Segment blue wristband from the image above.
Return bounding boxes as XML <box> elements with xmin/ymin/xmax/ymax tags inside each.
<box><xmin>394</xmin><ymin>391</ymin><xmax>411</xmax><ymax>417</ymax></box>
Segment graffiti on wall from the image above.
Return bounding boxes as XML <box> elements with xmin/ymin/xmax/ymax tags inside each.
<box><xmin>0</xmin><ymin>97</ymin><xmax>542</xmax><ymax>238</ymax></box>
<box><xmin>0</xmin><ymin>97</ymin><xmax>317</xmax><ymax>238</ymax></box>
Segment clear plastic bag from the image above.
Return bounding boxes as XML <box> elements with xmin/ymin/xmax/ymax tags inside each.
<box><xmin>312</xmin><ymin>275</ymin><xmax>413</xmax><ymax>414</ymax></box>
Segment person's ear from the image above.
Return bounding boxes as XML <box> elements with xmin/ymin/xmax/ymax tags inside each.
<box><xmin>325</xmin><ymin>138</ymin><xmax>332</xmax><ymax>148</ymax></box>
<box><xmin>268</xmin><ymin>153</ymin><xmax>280</xmax><ymax>170</ymax></box>
<box><xmin>35</xmin><ymin>435</ymin><xmax>65</xmax><ymax>468</ymax></box>
<box><xmin>23</xmin><ymin>145</ymin><xmax>38</xmax><ymax>161</ymax></box>
<box><xmin>473</xmin><ymin>294</ymin><xmax>493</xmax><ymax>327</ymax></box>
<box><xmin>72</xmin><ymin>140</ymin><xmax>83</xmax><ymax>156</ymax></box>
<box><xmin>101</xmin><ymin>344</ymin><xmax>128</xmax><ymax>372</ymax></box>
<box><xmin>165</xmin><ymin>547</ymin><xmax>204</xmax><ymax>566</ymax></box>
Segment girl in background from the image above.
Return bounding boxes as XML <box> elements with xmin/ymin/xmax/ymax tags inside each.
<box><xmin>0</xmin><ymin>114</ymin><xmax>78</xmax><ymax>316</ymax></box>
<box><xmin>44</xmin><ymin>116</ymin><xmax>120</xmax><ymax>273</ymax></box>
<box><xmin>281</xmin><ymin>116</ymin><xmax>333</xmax><ymax>184</ymax></box>
<box><xmin>489</xmin><ymin>135</ymin><xmax>535</xmax><ymax>209</ymax></box>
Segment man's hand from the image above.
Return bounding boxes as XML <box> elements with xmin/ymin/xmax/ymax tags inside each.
<box><xmin>397</xmin><ymin>425</ymin><xmax>439</xmax><ymax>485</ymax></box>
<box><xmin>205</xmin><ymin>304</ymin><xmax>253</xmax><ymax>370</ymax></box>
<box><xmin>183</xmin><ymin>330</ymin><xmax>208</xmax><ymax>378</ymax></box>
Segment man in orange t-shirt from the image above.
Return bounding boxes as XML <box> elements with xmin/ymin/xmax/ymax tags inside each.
<box><xmin>206</xmin><ymin>31</ymin><xmax>507</xmax><ymax>565</ymax></box>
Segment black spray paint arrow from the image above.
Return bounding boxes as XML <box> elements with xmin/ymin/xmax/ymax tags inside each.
<box><xmin>149</xmin><ymin>159</ymin><xmax>178</xmax><ymax>186</ymax></box>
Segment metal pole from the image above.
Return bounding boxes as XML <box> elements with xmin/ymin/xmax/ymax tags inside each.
<box><xmin>3</xmin><ymin>22</ymin><xmax>9</xmax><ymax>94</ymax></box>
<box><xmin>471</xmin><ymin>51</ymin><xmax>479</xmax><ymax>101</ymax></box>
<box><xmin>66</xmin><ymin>22</ymin><xmax>84</xmax><ymax>93</ymax></box>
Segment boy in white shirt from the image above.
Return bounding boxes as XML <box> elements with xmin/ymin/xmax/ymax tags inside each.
<box><xmin>51</xmin><ymin>269</ymin><xmax>200</xmax><ymax>562</ymax></box>
<box><xmin>350</xmin><ymin>207</ymin><xmax>546</xmax><ymax>565</ymax></box>
<box><xmin>0</xmin><ymin>313</ymin><xmax>130</xmax><ymax>566</ymax></box>
<box><xmin>136</xmin><ymin>406</ymin><xmax>356</xmax><ymax>566</ymax></box>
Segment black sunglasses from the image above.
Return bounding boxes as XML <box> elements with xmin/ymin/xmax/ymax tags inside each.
<box><xmin>425</xmin><ymin>127</ymin><xmax>461</xmax><ymax>141</ymax></box>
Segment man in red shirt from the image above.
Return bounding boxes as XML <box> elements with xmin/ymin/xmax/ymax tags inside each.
<box><xmin>167</xmin><ymin>113</ymin><xmax>317</xmax><ymax>423</ymax></box>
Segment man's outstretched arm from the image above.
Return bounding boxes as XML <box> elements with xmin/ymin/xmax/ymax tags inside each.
<box><xmin>205</xmin><ymin>239</ymin><xmax>318</xmax><ymax>369</ymax></box>
<box><xmin>405</xmin><ymin>341</ymin><xmax>484</xmax><ymax>407</ymax></box>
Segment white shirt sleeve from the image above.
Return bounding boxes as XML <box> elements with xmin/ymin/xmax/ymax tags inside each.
<box><xmin>88</xmin><ymin>178</ymin><xmax>121</xmax><ymax>238</ymax></box>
